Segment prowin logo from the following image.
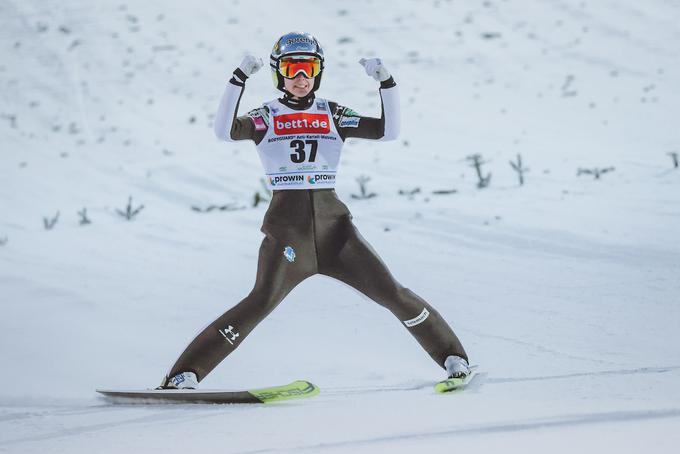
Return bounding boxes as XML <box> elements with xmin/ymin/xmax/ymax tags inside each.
<box><xmin>269</xmin><ymin>174</ymin><xmax>305</xmax><ymax>186</ymax></box>
<box><xmin>307</xmin><ymin>174</ymin><xmax>336</xmax><ymax>184</ymax></box>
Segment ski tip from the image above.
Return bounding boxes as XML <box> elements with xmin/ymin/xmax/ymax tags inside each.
<box><xmin>249</xmin><ymin>380</ymin><xmax>320</xmax><ymax>404</ymax></box>
<box><xmin>434</xmin><ymin>366</ymin><xmax>479</xmax><ymax>394</ymax></box>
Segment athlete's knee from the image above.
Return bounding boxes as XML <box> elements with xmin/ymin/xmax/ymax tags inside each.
<box><xmin>375</xmin><ymin>283</ymin><xmax>411</xmax><ymax>308</ymax></box>
<box><xmin>246</xmin><ymin>287</ymin><xmax>284</xmax><ymax>315</ymax></box>
<box><xmin>394</xmin><ymin>284</ymin><xmax>418</xmax><ymax>304</ymax></box>
<box><xmin>384</xmin><ymin>285</ymin><xmax>433</xmax><ymax>318</ymax></box>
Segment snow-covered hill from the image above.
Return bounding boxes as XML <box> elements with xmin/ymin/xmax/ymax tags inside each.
<box><xmin>1</xmin><ymin>0</ymin><xmax>679</xmax><ymax>452</ymax></box>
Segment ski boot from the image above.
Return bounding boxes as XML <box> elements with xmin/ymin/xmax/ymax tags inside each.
<box><xmin>157</xmin><ymin>371</ymin><xmax>198</xmax><ymax>390</ymax></box>
<box><xmin>444</xmin><ymin>355</ymin><xmax>470</xmax><ymax>379</ymax></box>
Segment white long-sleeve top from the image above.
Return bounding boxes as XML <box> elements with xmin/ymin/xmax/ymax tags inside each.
<box><xmin>214</xmin><ymin>77</ymin><xmax>400</xmax><ymax>144</ymax></box>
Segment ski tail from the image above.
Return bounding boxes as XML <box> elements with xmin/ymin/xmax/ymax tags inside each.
<box><xmin>96</xmin><ymin>380</ymin><xmax>320</xmax><ymax>404</ymax></box>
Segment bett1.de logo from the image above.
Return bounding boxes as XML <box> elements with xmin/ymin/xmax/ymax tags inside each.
<box><xmin>274</xmin><ymin>113</ymin><xmax>330</xmax><ymax>135</ymax></box>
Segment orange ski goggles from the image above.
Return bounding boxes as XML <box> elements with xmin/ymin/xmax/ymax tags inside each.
<box><xmin>278</xmin><ymin>56</ymin><xmax>322</xmax><ymax>79</ymax></box>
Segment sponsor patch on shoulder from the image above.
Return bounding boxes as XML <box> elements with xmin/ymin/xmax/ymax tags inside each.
<box><xmin>339</xmin><ymin>116</ymin><xmax>360</xmax><ymax>128</ymax></box>
<box><xmin>247</xmin><ymin>107</ymin><xmax>270</xmax><ymax>131</ymax></box>
<box><xmin>316</xmin><ymin>100</ymin><xmax>327</xmax><ymax>111</ymax></box>
<box><xmin>250</xmin><ymin>115</ymin><xmax>267</xmax><ymax>131</ymax></box>
<box><xmin>342</xmin><ymin>107</ymin><xmax>360</xmax><ymax>117</ymax></box>
<box><xmin>333</xmin><ymin>104</ymin><xmax>347</xmax><ymax>120</ymax></box>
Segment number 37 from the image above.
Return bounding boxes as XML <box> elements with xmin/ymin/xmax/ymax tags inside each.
<box><xmin>289</xmin><ymin>140</ymin><xmax>318</xmax><ymax>163</ymax></box>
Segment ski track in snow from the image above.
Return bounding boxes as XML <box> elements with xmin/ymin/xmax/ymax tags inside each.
<box><xmin>321</xmin><ymin>364</ymin><xmax>680</xmax><ymax>395</ymax></box>
<box><xmin>232</xmin><ymin>408</ymin><xmax>680</xmax><ymax>454</ymax></box>
<box><xmin>2</xmin><ymin>365</ymin><xmax>679</xmax><ymax>451</ymax></box>
<box><xmin>4</xmin><ymin>404</ymin><xmax>680</xmax><ymax>453</ymax></box>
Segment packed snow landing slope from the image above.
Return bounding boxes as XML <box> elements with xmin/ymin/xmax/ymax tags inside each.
<box><xmin>1</xmin><ymin>0</ymin><xmax>680</xmax><ymax>453</ymax></box>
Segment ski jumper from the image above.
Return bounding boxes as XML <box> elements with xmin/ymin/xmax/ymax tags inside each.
<box><xmin>166</xmin><ymin>71</ymin><xmax>468</xmax><ymax>382</ymax></box>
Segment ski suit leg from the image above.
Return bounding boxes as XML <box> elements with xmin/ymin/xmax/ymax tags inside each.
<box><xmin>167</xmin><ymin>218</ymin><xmax>316</xmax><ymax>382</ymax></box>
<box><xmin>315</xmin><ymin>198</ymin><xmax>468</xmax><ymax>368</ymax></box>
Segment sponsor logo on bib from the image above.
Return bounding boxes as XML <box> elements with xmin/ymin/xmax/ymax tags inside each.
<box><xmin>273</xmin><ymin>113</ymin><xmax>330</xmax><ymax>135</ymax></box>
<box><xmin>269</xmin><ymin>174</ymin><xmax>305</xmax><ymax>186</ymax></box>
<box><xmin>307</xmin><ymin>174</ymin><xmax>336</xmax><ymax>184</ymax></box>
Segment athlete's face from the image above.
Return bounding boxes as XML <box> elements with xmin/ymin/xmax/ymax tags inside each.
<box><xmin>284</xmin><ymin>73</ymin><xmax>314</xmax><ymax>99</ymax></box>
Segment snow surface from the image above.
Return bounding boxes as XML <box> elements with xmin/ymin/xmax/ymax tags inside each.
<box><xmin>2</xmin><ymin>0</ymin><xmax>680</xmax><ymax>452</ymax></box>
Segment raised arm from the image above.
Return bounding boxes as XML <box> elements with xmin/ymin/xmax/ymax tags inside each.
<box><xmin>214</xmin><ymin>55</ymin><xmax>264</xmax><ymax>142</ymax></box>
<box><xmin>330</xmin><ymin>58</ymin><xmax>400</xmax><ymax>142</ymax></box>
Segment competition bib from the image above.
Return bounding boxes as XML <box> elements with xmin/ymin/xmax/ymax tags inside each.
<box><xmin>255</xmin><ymin>98</ymin><xmax>343</xmax><ymax>190</ymax></box>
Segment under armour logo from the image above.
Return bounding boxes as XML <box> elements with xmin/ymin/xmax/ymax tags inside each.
<box><xmin>219</xmin><ymin>325</ymin><xmax>240</xmax><ymax>345</ymax></box>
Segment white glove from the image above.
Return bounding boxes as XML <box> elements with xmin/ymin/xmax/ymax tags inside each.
<box><xmin>238</xmin><ymin>54</ymin><xmax>263</xmax><ymax>77</ymax></box>
<box><xmin>359</xmin><ymin>57</ymin><xmax>391</xmax><ymax>82</ymax></box>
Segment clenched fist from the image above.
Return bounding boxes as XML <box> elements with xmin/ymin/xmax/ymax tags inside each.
<box><xmin>238</xmin><ymin>55</ymin><xmax>263</xmax><ymax>77</ymax></box>
<box><xmin>359</xmin><ymin>58</ymin><xmax>391</xmax><ymax>82</ymax></box>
